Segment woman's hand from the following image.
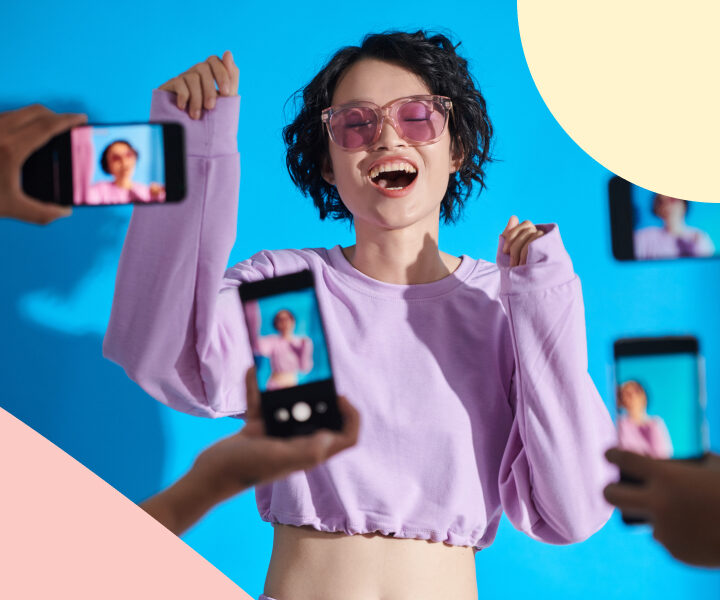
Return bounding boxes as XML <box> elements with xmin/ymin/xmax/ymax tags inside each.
<box><xmin>501</xmin><ymin>215</ymin><xmax>545</xmax><ymax>267</ymax></box>
<box><xmin>149</xmin><ymin>183</ymin><xmax>165</xmax><ymax>200</ymax></box>
<box><xmin>159</xmin><ymin>50</ymin><xmax>239</xmax><ymax>120</ymax></box>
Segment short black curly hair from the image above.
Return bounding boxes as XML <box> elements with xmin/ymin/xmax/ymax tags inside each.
<box><xmin>283</xmin><ymin>31</ymin><xmax>493</xmax><ymax>224</ymax></box>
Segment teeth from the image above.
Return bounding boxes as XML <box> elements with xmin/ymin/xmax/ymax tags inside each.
<box><xmin>369</xmin><ymin>162</ymin><xmax>417</xmax><ymax>180</ymax></box>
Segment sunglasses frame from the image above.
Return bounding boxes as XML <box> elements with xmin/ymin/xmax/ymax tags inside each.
<box><xmin>321</xmin><ymin>95</ymin><xmax>453</xmax><ymax>151</ymax></box>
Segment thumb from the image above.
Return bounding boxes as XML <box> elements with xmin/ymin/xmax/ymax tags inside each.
<box><xmin>222</xmin><ymin>50</ymin><xmax>239</xmax><ymax>95</ymax></box>
<box><xmin>9</xmin><ymin>195</ymin><xmax>72</xmax><ymax>225</ymax></box>
<box><xmin>244</xmin><ymin>366</ymin><xmax>261</xmax><ymax>420</ymax></box>
<box><xmin>501</xmin><ymin>215</ymin><xmax>518</xmax><ymax>237</ymax></box>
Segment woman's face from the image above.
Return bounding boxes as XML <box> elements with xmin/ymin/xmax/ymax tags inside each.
<box><xmin>322</xmin><ymin>59</ymin><xmax>459</xmax><ymax>232</ymax></box>
<box><xmin>620</xmin><ymin>382</ymin><xmax>648</xmax><ymax>415</ymax></box>
<box><xmin>274</xmin><ymin>310</ymin><xmax>295</xmax><ymax>335</ymax></box>
<box><xmin>106</xmin><ymin>142</ymin><xmax>137</xmax><ymax>181</ymax></box>
<box><xmin>654</xmin><ymin>194</ymin><xmax>685</xmax><ymax>222</ymax></box>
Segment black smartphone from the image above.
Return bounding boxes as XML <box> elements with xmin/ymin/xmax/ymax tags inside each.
<box><xmin>239</xmin><ymin>270</ymin><xmax>343</xmax><ymax>438</ymax></box>
<box><xmin>608</xmin><ymin>176</ymin><xmax>719</xmax><ymax>261</ymax></box>
<box><xmin>21</xmin><ymin>122</ymin><xmax>185</xmax><ymax>205</ymax></box>
<box><xmin>613</xmin><ymin>336</ymin><xmax>708</xmax><ymax>523</ymax></box>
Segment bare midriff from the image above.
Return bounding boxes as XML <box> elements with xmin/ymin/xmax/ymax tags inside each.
<box><xmin>263</xmin><ymin>524</ymin><xmax>478</xmax><ymax>600</ymax></box>
<box><xmin>267</xmin><ymin>371</ymin><xmax>299</xmax><ymax>390</ymax></box>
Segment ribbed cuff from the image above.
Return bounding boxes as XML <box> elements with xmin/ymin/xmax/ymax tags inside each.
<box><xmin>497</xmin><ymin>223</ymin><xmax>577</xmax><ymax>295</ymax></box>
<box><xmin>149</xmin><ymin>89</ymin><xmax>240</xmax><ymax>157</ymax></box>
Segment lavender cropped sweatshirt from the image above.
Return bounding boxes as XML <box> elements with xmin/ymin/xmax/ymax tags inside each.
<box><xmin>103</xmin><ymin>91</ymin><xmax>616</xmax><ymax>549</ymax></box>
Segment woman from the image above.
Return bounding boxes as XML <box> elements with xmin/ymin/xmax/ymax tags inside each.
<box><xmin>104</xmin><ymin>32</ymin><xmax>615</xmax><ymax>600</ymax></box>
<box><xmin>633</xmin><ymin>193</ymin><xmax>714</xmax><ymax>259</ymax></box>
<box><xmin>616</xmin><ymin>380</ymin><xmax>673</xmax><ymax>459</ymax></box>
<box><xmin>86</xmin><ymin>140</ymin><xmax>166</xmax><ymax>204</ymax></box>
<box><xmin>245</xmin><ymin>303</ymin><xmax>314</xmax><ymax>391</ymax></box>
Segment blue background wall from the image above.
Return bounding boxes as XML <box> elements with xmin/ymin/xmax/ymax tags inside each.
<box><xmin>2</xmin><ymin>2</ymin><xmax>719</xmax><ymax>598</ymax></box>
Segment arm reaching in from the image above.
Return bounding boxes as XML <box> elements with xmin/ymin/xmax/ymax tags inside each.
<box><xmin>141</xmin><ymin>368</ymin><xmax>360</xmax><ymax>536</ymax></box>
<box><xmin>604</xmin><ymin>449</ymin><xmax>720</xmax><ymax>567</ymax></box>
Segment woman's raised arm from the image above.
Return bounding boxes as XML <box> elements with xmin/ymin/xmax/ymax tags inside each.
<box><xmin>103</xmin><ymin>52</ymin><xmax>256</xmax><ymax>418</ymax></box>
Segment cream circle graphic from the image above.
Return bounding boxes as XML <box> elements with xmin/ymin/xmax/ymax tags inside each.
<box><xmin>517</xmin><ymin>1</ymin><xmax>720</xmax><ymax>203</ymax></box>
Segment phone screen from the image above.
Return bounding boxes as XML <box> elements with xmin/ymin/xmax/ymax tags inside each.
<box><xmin>21</xmin><ymin>121</ymin><xmax>184</xmax><ymax>206</ymax></box>
<box><xmin>243</xmin><ymin>288</ymin><xmax>332</xmax><ymax>393</ymax></box>
<box><xmin>608</xmin><ymin>176</ymin><xmax>720</xmax><ymax>261</ymax></box>
<box><xmin>614</xmin><ymin>337</ymin><xmax>707</xmax><ymax>460</ymax></box>
<box><xmin>71</xmin><ymin>124</ymin><xmax>167</xmax><ymax>205</ymax></box>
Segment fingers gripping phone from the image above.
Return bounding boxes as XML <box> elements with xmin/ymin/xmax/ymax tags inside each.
<box><xmin>613</xmin><ymin>336</ymin><xmax>709</xmax><ymax>524</ymax></box>
<box><xmin>21</xmin><ymin>122</ymin><xmax>186</xmax><ymax>205</ymax></box>
<box><xmin>239</xmin><ymin>270</ymin><xmax>343</xmax><ymax>438</ymax></box>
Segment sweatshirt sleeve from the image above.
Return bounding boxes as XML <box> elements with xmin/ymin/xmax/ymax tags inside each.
<box><xmin>496</xmin><ymin>223</ymin><xmax>617</xmax><ymax>544</ymax></box>
<box><xmin>103</xmin><ymin>90</ymin><xmax>257</xmax><ymax>418</ymax></box>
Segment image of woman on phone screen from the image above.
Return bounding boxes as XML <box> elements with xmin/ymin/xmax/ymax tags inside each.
<box><xmin>85</xmin><ymin>140</ymin><xmax>166</xmax><ymax>204</ymax></box>
<box><xmin>617</xmin><ymin>380</ymin><xmax>673</xmax><ymax>459</ymax></box>
<box><xmin>245</xmin><ymin>301</ymin><xmax>314</xmax><ymax>391</ymax></box>
<box><xmin>104</xmin><ymin>32</ymin><xmax>615</xmax><ymax>600</ymax></box>
<box><xmin>633</xmin><ymin>193</ymin><xmax>714</xmax><ymax>259</ymax></box>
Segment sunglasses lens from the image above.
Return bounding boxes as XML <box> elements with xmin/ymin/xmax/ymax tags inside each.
<box><xmin>330</xmin><ymin>107</ymin><xmax>378</xmax><ymax>149</ymax></box>
<box><xmin>397</xmin><ymin>100</ymin><xmax>447</xmax><ymax>143</ymax></box>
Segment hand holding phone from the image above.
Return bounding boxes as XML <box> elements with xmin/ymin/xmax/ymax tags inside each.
<box><xmin>604</xmin><ymin>448</ymin><xmax>720</xmax><ymax>567</ymax></box>
<box><xmin>0</xmin><ymin>105</ymin><xmax>86</xmax><ymax>224</ymax></box>
<box><xmin>612</xmin><ymin>336</ymin><xmax>708</xmax><ymax>524</ymax></box>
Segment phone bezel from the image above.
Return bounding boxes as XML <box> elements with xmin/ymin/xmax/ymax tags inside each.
<box><xmin>608</xmin><ymin>175</ymin><xmax>635</xmax><ymax>261</ymax></box>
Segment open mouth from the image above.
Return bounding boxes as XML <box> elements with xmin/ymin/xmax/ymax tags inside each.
<box><xmin>369</xmin><ymin>162</ymin><xmax>418</xmax><ymax>190</ymax></box>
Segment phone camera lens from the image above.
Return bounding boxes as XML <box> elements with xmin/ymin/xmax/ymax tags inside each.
<box><xmin>292</xmin><ymin>401</ymin><xmax>312</xmax><ymax>422</ymax></box>
<box><xmin>316</xmin><ymin>402</ymin><xmax>328</xmax><ymax>414</ymax></box>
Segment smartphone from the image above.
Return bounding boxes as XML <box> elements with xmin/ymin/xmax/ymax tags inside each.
<box><xmin>613</xmin><ymin>336</ymin><xmax>708</xmax><ymax>523</ymax></box>
<box><xmin>239</xmin><ymin>270</ymin><xmax>343</xmax><ymax>438</ymax></box>
<box><xmin>21</xmin><ymin>122</ymin><xmax>185</xmax><ymax>205</ymax></box>
<box><xmin>608</xmin><ymin>175</ymin><xmax>719</xmax><ymax>261</ymax></box>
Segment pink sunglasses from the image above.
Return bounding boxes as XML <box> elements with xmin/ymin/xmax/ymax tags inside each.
<box><xmin>321</xmin><ymin>95</ymin><xmax>452</xmax><ymax>151</ymax></box>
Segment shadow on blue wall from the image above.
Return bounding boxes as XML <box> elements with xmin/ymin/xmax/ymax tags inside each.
<box><xmin>0</xmin><ymin>206</ymin><xmax>165</xmax><ymax>503</ymax></box>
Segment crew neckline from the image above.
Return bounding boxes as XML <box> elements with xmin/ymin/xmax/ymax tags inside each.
<box><xmin>326</xmin><ymin>245</ymin><xmax>477</xmax><ymax>300</ymax></box>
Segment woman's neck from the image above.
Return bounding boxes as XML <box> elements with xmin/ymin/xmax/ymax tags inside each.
<box><xmin>628</xmin><ymin>410</ymin><xmax>649</xmax><ymax>425</ymax></box>
<box><xmin>114</xmin><ymin>176</ymin><xmax>133</xmax><ymax>190</ymax></box>
<box><xmin>663</xmin><ymin>216</ymin><xmax>687</xmax><ymax>235</ymax></box>
<box><xmin>343</xmin><ymin>219</ymin><xmax>460</xmax><ymax>285</ymax></box>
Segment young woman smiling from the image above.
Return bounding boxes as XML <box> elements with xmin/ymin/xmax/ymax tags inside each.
<box><xmin>104</xmin><ymin>32</ymin><xmax>615</xmax><ymax>600</ymax></box>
